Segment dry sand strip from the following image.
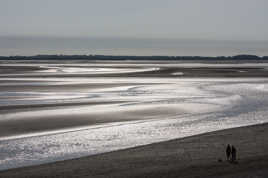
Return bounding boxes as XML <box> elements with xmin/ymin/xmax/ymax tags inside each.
<box><xmin>0</xmin><ymin>123</ymin><xmax>268</xmax><ymax>178</ymax></box>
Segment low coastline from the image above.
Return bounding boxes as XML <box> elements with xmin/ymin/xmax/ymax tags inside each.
<box><xmin>1</xmin><ymin>123</ymin><xmax>267</xmax><ymax>178</ymax></box>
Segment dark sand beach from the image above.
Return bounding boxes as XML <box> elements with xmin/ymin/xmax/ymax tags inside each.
<box><xmin>0</xmin><ymin>123</ymin><xmax>267</xmax><ymax>178</ymax></box>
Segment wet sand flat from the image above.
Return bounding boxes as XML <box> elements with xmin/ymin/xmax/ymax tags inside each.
<box><xmin>1</xmin><ymin>60</ymin><xmax>268</xmax><ymax>78</ymax></box>
<box><xmin>0</xmin><ymin>123</ymin><xmax>267</xmax><ymax>178</ymax></box>
<box><xmin>1</xmin><ymin>60</ymin><xmax>268</xmax><ymax>176</ymax></box>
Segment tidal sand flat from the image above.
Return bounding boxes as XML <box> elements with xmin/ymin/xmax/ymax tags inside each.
<box><xmin>1</xmin><ymin>123</ymin><xmax>267</xmax><ymax>178</ymax></box>
<box><xmin>0</xmin><ymin>60</ymin><xmax>268</xmax><ymax>176</ymax></box>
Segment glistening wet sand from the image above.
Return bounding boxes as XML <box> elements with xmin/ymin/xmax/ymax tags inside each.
<box><xmin>1</xmin><ymin>61</ymin><xmax>268</xmax><ymax>139</ymax></box>
<box><xmin>0</xmin><ymin>123</ymin><xmax>267</xmax><ymax>178</ymax></box>
<box><xmin>1</xmin><ymin>60</ymin><xmax>268</xmax><ymax>176</ymax></box>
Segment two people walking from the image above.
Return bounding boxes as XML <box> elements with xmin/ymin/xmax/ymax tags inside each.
<box><xmin>226</xmin><ymin>144</ymin><xmax>237</xmax><ymax>163</ymax></box>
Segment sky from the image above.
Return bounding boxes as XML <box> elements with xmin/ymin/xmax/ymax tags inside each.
<box><xmin>0</xmin><ymin>0</ymin><xmax>268</xmax><ymax>56</ymax></box>
<box><xmin>1</xmin><ymin>0</ymin><xmax>268</xmax><ymax>40</ymax></box>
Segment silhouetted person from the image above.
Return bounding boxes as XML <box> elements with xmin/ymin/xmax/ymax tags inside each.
<box><xmin>226</xmin><ymin>144</ymin><xmax>231</xmax><ymax>161</ymax></box>
<box><xmin>231</xmin><ymin>145</ymin><xmax>237</xmax><ymax>162</ymax></box>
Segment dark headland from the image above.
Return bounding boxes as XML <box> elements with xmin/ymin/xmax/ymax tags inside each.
<box><xmin>0</xmin><ymin>54</ymin><xmax>268</xmax><ymax>61</ymax></box>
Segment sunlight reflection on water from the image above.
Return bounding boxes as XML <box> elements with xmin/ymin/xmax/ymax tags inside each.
<box><xmin>0</xmin><ymin>63</ymin><xmax>268</xmax><ymax>170</ymax></box>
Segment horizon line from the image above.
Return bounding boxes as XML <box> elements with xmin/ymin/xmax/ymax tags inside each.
<box><xmin>0</xmin><ymin>54</ymin><xmax>267</xmax><ymax>59</ymax></box>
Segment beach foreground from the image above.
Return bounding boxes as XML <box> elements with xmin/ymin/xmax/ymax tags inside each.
<box><xmin>1</xmin><ymin>123</ymin><xmax>267</xmax><ymax>178</ymax></box>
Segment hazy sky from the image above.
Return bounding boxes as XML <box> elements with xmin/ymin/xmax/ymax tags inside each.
<box><xmin>1</xmin><ymin>0</ymin><xmax>268</xmax><ymax>40</ymax></box>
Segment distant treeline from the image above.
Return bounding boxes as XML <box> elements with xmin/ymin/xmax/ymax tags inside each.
<box><xmin>0</xmin><ymin>54</ymin><xmax>268</xmax><ymax>61</ymax></box>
